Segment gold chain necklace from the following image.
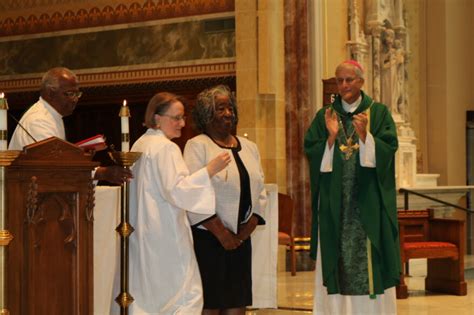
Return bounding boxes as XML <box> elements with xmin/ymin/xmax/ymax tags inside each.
<box><xmin>332</xmin><ymin>100</ymin><xmax>373</xmax><ymax>160</ymax></box>
<box><xmin>336</xmin><ymin>114</ymin><xmax>359</xmax><ymax>160</ymax></box>
<box><xmin>214</xmin><ymin>135</ymin><xmax>236</xmax><ymax>149</ymax></box>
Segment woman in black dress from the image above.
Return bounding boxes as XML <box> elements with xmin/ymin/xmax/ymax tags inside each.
<box><xmin>183</xmin><ymin>85</ymin><xmax>267</xmax><ymax>315</ymax></box>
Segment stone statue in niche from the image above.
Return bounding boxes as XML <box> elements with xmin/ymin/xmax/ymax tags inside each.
<box><xmin>366</xmin><ymin>0</ymin><xmax>396</xmax><ymax>26</ymax></box>
<box><xmin>381</xmin><ymin>28</ymin><xmax>399</xmax><ymax>115</ymax></box>
<box><xmin>394</xmin><ymin>38</ymin><xmax>406</xmax><ymax>118</ymax></box>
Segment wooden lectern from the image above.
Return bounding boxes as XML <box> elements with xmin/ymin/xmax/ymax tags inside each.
<box><xmin>6</xmin><ymin>137</ymin><xmax>99</xmax><ymax>314</ymax></box>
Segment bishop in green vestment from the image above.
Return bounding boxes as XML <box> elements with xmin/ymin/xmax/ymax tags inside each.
<box><xmin>305</xmin><ymin>61</ymin><xmax>401</xmax><ymax>298</ymax></box>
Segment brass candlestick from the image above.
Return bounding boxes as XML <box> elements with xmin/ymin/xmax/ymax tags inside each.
<box><xmin>0</xmin><ymin>150</ymin><xmax>20</xmax><ymax>315</ymax></box>
<box><xmin>108</xmin><ymin>151</ymin><xmax>141</xmax><ymax>315</ymax></box>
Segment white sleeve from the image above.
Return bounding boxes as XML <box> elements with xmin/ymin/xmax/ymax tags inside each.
<box><xmin>183</xmin><ymin>140</ymin><xmax>217</xmax><ymax>224</ymax></box>
<box><xmin>320</xmin><ymin>141</ymin><xmax>334</xmax><ymax>172</ymax></box>
<box><xmin>156</xmin><ymin>143</ymin><xmax>215</xmax><ymax>215</ymax></box>
<box><xmin>27</xmin><ymin>118</ymin><xmax>63</xmax><ymax>142</ymax></box>
<box><xmin>359</xmin><ymin>132</ymin><xmax>376</xmax><ymax>168</ymax></box>
<box><xmin>183</xmin><ymin>139</ymin><xmax>207</xmax><ymax>174</ymax></box>
<box><xmin>9</xmin><ymin>117</ymin><xmax>61</xmax><ymax>150</ymax></box>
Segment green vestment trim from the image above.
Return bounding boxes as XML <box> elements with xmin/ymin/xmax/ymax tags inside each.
<box><xmin>304</xmin><ymin>91</ymin><xmax>401</xmax><ymax>295</ymax></box>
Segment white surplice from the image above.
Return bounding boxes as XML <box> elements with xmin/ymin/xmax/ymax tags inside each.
<box><xmin>8</xmin><ymin>97</ymin><xmax>65</xmax><ymax>150</ymax></box>
<box><xmin>128</xmin><ymin>128</ymin><xmax>216</xmax><ymax>315</ymax></box>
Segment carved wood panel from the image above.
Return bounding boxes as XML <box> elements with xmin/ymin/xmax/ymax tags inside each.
<box><xmin>6</xmin><ymin>138</ymin><xmax>97</xmax><ymax>315</ymax></box>
<box><xmin>26</xmin><ymin>193</ymin><xmax>78</xmax><ymax>315</ymax></box>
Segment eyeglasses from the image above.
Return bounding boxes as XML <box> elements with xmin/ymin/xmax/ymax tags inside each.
<box><xmin>162</xmin><ymin>114</ymin><xmax>186</xmax><ymax>122</ymax></box>
<box><xmin>63</xmin><ymin>91</ymin><xmax>83</xmax><ymax>99</ymax></box>
<box><xmin>336</xmin><ymin>77</ymin><xmax>357</xmax><ymax>84</ymax></box>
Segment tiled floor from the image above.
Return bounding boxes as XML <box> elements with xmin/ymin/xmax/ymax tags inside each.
<box><xmin>247</xmin><ymin>256</ymin><xmax>474</xmax><ymax>314</ymax></box>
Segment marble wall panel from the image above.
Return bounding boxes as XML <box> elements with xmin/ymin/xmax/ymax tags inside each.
<box><xmin>0</xmin><ymin>18</ymin><xmax>235</xmax><ymax>77</ymax></box>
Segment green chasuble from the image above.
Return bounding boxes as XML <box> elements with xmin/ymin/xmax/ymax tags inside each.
<box><xmin>304</xmin><ymin>91</ymin><xmax>401</xmax><ymax>295</ymax></box>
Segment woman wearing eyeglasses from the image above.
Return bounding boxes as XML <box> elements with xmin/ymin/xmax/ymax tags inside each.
<box><xmin>128</xmin><ymin>92</ymin><xmax>231</xmax><ymax>314</ymax></box>
<box><xmin>183</xmin><ymin>85</ymin><xmax>267</xmax><ymax>315</ymax></box>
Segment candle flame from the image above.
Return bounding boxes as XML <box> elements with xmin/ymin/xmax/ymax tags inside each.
<box><xmin>123</xmin><ymin>99</ymin><xmax>127</xmax><ymax>106</ymax></box>
<box><xmin>0</xmin><ymin>93</ymin><xmax>4</xmax><ymax>98</ymax></box>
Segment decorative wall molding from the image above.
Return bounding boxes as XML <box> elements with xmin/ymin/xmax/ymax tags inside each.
<box><xmin>0</xmin><ymin>0</ymin><xmax>234</xmax><ymax>37</ymax></box>
<box><xmin>0</xmin><ymin>61</ymin><xmax>236</xmax><ymax>93</ymax></box>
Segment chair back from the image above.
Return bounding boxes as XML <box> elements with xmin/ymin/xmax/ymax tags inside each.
<box><xmin>398</xmin><ymin>209</ymin><xmax>431</xmax><ymax>242</ymax></box>
<box><xmin>395</xmin><ymin>208</ymin><xmax>466</xmax><ymax>299</ymax></box>
<box><xmin>278</xmin><ymin>193</ymin><xmax>295</xmax><ymax>237</ymax></box>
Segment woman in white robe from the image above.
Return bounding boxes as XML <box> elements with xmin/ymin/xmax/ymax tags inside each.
<box><xmin>128</xmin><ymin>92</ymin><xmax>231</xmax><ymax>315</ymax></box>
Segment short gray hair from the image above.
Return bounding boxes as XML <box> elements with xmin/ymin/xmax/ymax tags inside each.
<box><xmin>40</xmin><ymin>67</ymin><xmax>77</xmax><ymax>92</ymax></box>
<box><xmin>335</xmin><ymin>62</ymin><xmax>365</xmax><ymax>80</ymax></box>
<box><xmin>193</xmin><ymin>85</ymin><xmax>238</xmax><ymax>132</ymax></box>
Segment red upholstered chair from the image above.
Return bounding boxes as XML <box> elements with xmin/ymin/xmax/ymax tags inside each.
<box><xmin>278</xmin><ymin>193</ymin><xmax>296</xmax><ymax>276</ymax></box>
<box><xmin>396</xmin><ymin>209</ymin><xmax>467</xmax><ymax>299</ymax></box>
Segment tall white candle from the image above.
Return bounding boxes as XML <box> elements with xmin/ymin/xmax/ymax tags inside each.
<box><xmin>120</xmin><ymin>99</ymin><xmax>130</xmax><ymax>152</ymax></box>
<box><xmin>0</xmin><ymin>93</ymin><xmax>8</xmax><ymax>150</ymax></box>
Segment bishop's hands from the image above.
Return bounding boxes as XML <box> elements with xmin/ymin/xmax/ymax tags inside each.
<box><xmin>206</xmin><ymin>152</ymin><xmax>232</xmax><ymax>178</ymax></box>
<box><xmin>352</xmin><ymin>112</ymin><xmax>368</xmax><ymax>143</ymax></box>
<box><xmin>325</xmin><ymin>108</ymin><xmax>369</xmax><ymax>145</ymax></box>
<box><xmin>325</xmin><ymin>107</ymin><xmax>339</xmax><ymax>148</ymax></box>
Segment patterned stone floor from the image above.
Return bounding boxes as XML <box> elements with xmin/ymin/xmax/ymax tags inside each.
<box><xmin>247</xmin><ymin>256</ymin><xmax>474</xmax><ymax>314</ymax></box>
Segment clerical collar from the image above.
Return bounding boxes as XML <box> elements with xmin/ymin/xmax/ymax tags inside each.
<box><xmin>341</xmin><ymin>95</ymin><xmax>362</xmax><ymax>114</ymax></box>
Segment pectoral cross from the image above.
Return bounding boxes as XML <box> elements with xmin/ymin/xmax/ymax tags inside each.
<box><xmin>339</xmin><ymin>138</ymin><xmax>360</xmax><ymax>160</ymax></box>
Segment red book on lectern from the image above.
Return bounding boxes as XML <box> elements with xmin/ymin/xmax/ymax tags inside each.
<box><xmin>75</xmin><ymin>134</ymin><xmax>107</xmax><ymax>151</ymax></box>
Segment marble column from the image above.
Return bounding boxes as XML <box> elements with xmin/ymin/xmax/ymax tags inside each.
<box><xmin>284</xmin><ymin>0</ymin><xmax>311</xmax><ymax>237</ymax></box>
<box><xmin>235</xmin><ymin>1</ymin><xmax>287</xmax><ymax>195</ymax></box>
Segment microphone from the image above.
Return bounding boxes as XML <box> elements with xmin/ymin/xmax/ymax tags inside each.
<box><xmin>8</xmin><ymin>112</ymin><xmax>37</xmax><ymax>143</ymax></box>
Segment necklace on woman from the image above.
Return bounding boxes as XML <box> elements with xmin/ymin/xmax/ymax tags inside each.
<box><xmin>222</xmin><ymin>141</ymin><xmax>236</xmax><ymax>149</ymax></box>
<box><xmin>213</xmin><ymin>135</ymin><xmax>236</xmax><ymax>149</ymax></box>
